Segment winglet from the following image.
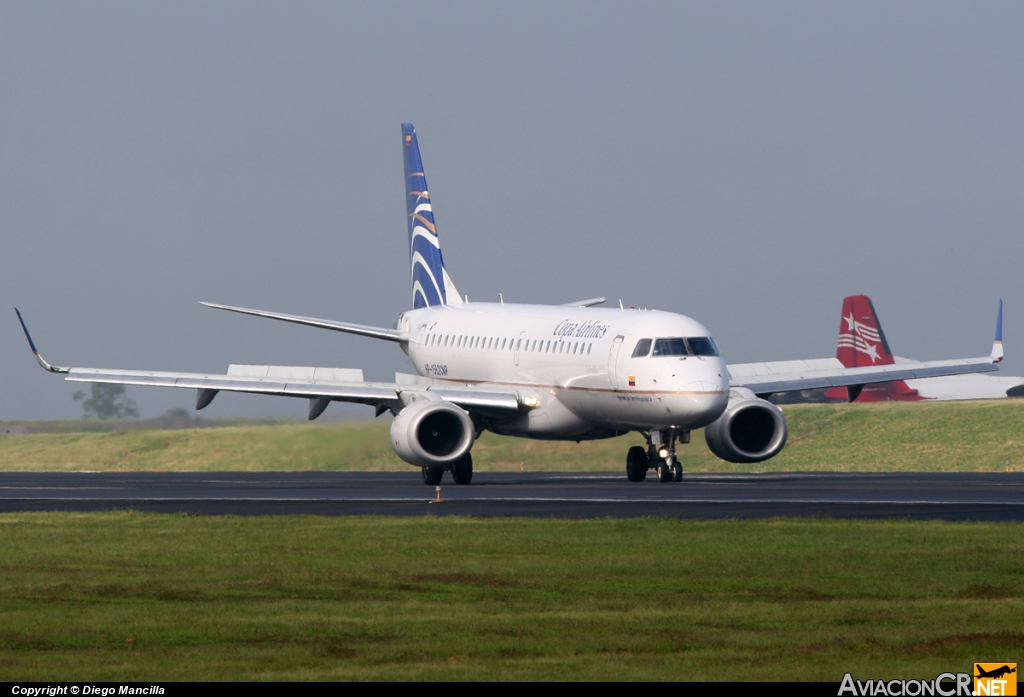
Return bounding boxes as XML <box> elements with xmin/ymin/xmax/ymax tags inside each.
<box><xmin>15</xmin><ymin>309</ymin><xmax>69</xmax><ymax>373</ymax></box>
<box><xmin>991</xmin><ymin>299</ymin><xmax>1004</xmax><ymax>363</ymax></box>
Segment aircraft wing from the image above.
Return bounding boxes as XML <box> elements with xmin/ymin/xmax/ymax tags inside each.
<box><xmin>63</xmin><ymin>365</ymin><xmax>520</xmax><ymax>417</ymax></box>
<box><xmin>15</xmin><ymin>309</ymin><xmax>519</xmax><ymax>418</ymax></box>
<box><xmin>729</xmin><ymin>300</ymin><xmax>1005</xmax><ymax>397</ymax></box>
<box><xmin>729</xmin><ymin>356</ymin><xmax>1000</xmax><ymax>397</ymax></box>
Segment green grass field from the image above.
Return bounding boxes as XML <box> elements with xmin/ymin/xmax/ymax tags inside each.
<box><xmin>2</xmin><ymin>400</ymin><xmax>1023</xmax><ymax>472</ymax></box>
<box><xmin>2</xmin><ymin>401</ymin><xmax>1022</xmax><ymax>680</ymax></box>
<box><xmin>0</xmin><ymin>513</ymin><xmax>1020</xmax><ymax>681</ymax></box>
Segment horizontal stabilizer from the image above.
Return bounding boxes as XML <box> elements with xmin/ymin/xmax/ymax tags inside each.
<box><xmin>562</xmin><ymin>297</ymin><xmax>607</xmax><ymax>308</ymax></box>
<box><xmin>201</xmin><ymin>302</ymin><xmax>404</xmax><ymax>342</ymax></box>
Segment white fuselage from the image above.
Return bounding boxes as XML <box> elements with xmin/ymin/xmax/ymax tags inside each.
<box><xmin>400</xmin><ymin>302</ymin><xmax>731</xmax><ymax>440</ymax></box>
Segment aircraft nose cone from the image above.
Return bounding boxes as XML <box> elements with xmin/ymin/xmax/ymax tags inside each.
<box><xmin>685</xmin><ymin>381</ymin><xmax>723</xmax><ymax>393</ymax></box>
<box><xmin>684</xmin><ymin>359</ymin><xmax>730</xmax><ymax>394</ymax></box>
<box><xmin>676</xmin><ymin>383</ymin><xmax>728</xmax><ymax>424</ymax></box>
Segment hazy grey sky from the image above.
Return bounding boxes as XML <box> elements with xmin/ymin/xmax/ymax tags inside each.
<box><xmin>3</xmin><ymin>2</ymin><xmax>1023</xmax><ymax>420</ymax></box>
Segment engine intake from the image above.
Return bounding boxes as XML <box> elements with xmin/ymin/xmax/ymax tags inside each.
<box><xmin>704</xmin><ymin>397</ymin><xmax>787</xmax><ymax>463</ymax></box>
<box><xmin>390</xmin><ymin>400</ymin><xmax>475</xmax><ymax>467</ymax></box>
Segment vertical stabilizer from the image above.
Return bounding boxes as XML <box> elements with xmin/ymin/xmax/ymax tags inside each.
<box><xmin>836</xmin><ymin>295</ymin><xmax>894</xmax><ymax>368</ymax></box>
<box><xmin>827</xmin><ymin>295</ymin><xmax>924</xmax><ymax>401</ymax></box>
<box><xmin>403</xmin><ymin>124</ymin><xmax>461</xmax><ymax>309</ymax></box>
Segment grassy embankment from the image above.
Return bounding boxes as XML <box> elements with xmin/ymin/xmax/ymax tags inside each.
<box><xmin>0</xmin><ymin>513</ymin><xmax>1020</xmax><ymax>681</ymax></box>
<box><xmin>2</xmin><ymin>400</ymin><xmax>1023</xmax><ymax>472</ymax></box>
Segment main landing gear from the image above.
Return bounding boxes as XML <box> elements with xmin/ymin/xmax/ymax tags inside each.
<box><xmin>626</xmin><ymin>430</ymin><xmax>688</xmax><ymax>483</ymax></box>
<box><xmin>422</xmin><ymin>453</ymin><xmax>473</xmax><ymax>486</ymax></box>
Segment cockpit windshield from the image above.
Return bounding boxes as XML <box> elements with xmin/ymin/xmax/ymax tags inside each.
<box><xmin>638</xmin><ymin>337</ymin><xmax>721</xmax><ymax>358</ymax></box>
<box><xmin>631</xmin><ymin>338</ymin><xmax>652</xmax><ymax>358</ymax></box>
<box><xmin>687</xmin><ymin>337</ymin><xmax>721</xmax><ymax>356</ymax></box>
<box><xmin>652</xmin><ymin>338</ymin><xmax>687</xmax><ymax>356</ymax></box>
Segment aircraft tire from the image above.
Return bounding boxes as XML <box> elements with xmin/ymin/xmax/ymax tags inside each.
<box><xmin>451</xmin><ymin>454</ymin><xmax>473</xmax><ymax>485</ymax></box>
<box><xmin>657</xmin><ymin>462</ymin><xmax>673</xmax><ymax>483</ymax></box>
<box><xmin>671</xmin><ymin>462</ymin><xmax>682</xmax><ymax>482</ymax></box>
<box><xmin>422</xmin><ymin>466</ymin><xmax>443</xmax><ymax>486</ymax></box>
<box><xmin>626</xmin><ymin>446</ymin><xmax>648</xmax><ymax>482</ymax></box>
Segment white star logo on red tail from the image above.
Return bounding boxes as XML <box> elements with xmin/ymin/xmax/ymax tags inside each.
<box><xmin>838</xmin><ymin>313</ymin><xmax>883</xmax><ymax>363</ymax></box>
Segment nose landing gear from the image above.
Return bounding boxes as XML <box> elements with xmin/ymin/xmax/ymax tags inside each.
<box><xmin>626</xmin><ymin>429</ymin><xmax>688</xmax><ymax>483</ymax></box>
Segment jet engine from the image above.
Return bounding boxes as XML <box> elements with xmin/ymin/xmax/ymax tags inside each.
<box><xmin>703</xmin><ymin>393</ymin><xmax>788</xmax><ymax>463</ymax></box>
<box><xmin>390</xmin><ymin>400</ymin><xmax>475</xmax><ymax>468</ymax></box>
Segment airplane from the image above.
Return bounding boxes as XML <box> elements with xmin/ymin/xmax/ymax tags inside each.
<box><xmin>822</xmin><ymin>295</ymin><xmax>1024</xmax><ymax>402</ymax></box>
<box><xmin>15</xmin><ymin>124</ymin><xmax>1007</xmax><ymax>485</ymax></box>
<box><xmin>975</xmin><ymin>665</ymin><xmax>1016</xmax><ymax>680</ymax></box>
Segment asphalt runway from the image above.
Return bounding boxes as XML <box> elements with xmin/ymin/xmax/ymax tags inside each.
<box><xmin>1</xmin><ymin>470</ymin><xmax>1023</xmax><ymax>520</ymax></box>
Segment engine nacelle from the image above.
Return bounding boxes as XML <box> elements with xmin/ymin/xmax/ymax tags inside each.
<box><xmin>704</xmin><ymin>396</ymin><xmax>788</xmax><ymax>463</ymax></box>
<box><xmin>389</xmin><ymin>400</ymin><xmax>475</xmax><ymax>468</ymax></box>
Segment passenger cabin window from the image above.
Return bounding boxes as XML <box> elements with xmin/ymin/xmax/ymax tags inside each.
<box><xmin>632</xmin><ymin>338</ymin><xmax>652</xmax><ymax>358</ymax></box>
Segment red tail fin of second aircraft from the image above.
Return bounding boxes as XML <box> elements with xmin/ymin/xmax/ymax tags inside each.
<box><xmin>825</xmin><ymin>295</ymin><xmax>926</xmax><ymax>401</ymax></box>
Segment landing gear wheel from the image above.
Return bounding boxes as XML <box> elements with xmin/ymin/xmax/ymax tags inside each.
<box><xmin>671</xmin><ymin>462</ymin><xmax>683</xmax><ymax>482</ymax></box>
<box><xmin>451</xmin><ymin>454</ymin><xmax>473</xmax><ymax>485</ymax></box>
<box><xmin>422</xmin><ymin>466</ymin><xmax>443</xmax><ymax>485</ymax></box>
<box><xmin>657</xmin><ymin>461</ymin><xmax>673</xmax><ymax>483</ymax></box>
<box><xmin>626</xmin><ymin>446</ymin><xmax>648</xmax><ymax>482</ymax></box>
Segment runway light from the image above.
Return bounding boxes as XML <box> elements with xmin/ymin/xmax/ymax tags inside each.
<box><xmin>435</xmin><ymin>486</ymin><xmax>442</xmax><ymax>503</ymax></box>
<box><xmin>658</xmin><ymin>448</ymin><xmax>669</xmax><ymax>459</ymax></box>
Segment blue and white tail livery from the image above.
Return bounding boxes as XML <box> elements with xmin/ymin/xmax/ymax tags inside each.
<box><xmin>403</xmin><ymin>123</ymin><xmax>461</xmax><ymax>309</ymax></box>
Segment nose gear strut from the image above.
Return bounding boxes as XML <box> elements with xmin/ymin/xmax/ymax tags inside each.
<box><xmin>627</xmin><ymin>429</ymin><xmax>688</xmax><ymax>483</ymax></box>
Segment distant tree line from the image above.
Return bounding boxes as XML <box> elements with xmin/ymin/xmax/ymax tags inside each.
<box><xmin>73</xmin><ymin>384</ymin><xmax>139</xmax><ymax>419</ymax></box>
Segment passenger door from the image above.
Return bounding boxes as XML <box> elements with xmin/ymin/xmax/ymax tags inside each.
<box><xmin>608</xmin><ymin>335</ymin><xmax>624</xmax><ymax>391</ymax></box>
